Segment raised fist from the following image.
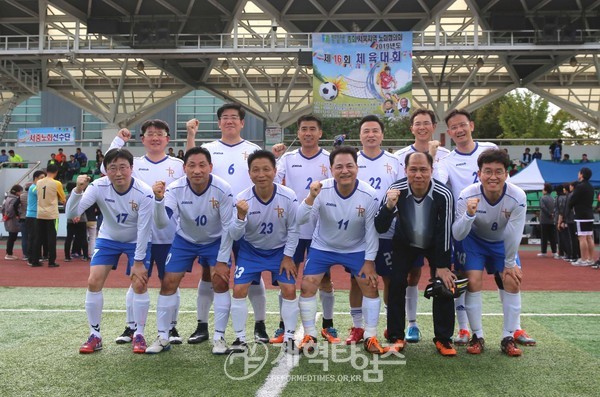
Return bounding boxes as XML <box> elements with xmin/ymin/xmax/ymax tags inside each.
<box><xmin>152</xmin><ymin>181</ymin><xmax>166</xmax><ymax>200</ymax></box>
<box><xmin>236</xmin><ymin>199</ymin><xmax>249</xmax><ymax>220</ymax></box>
<box><xmin>117</xmin><ymin>128</ymin><xmax>132</xmax><ymax>142</ymax></box>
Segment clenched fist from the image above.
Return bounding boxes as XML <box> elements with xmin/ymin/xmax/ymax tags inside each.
<box><xmin>236</xmin><ymin>199</ymin><xmax>249</xmax><ymax>220</ymax></box>
<box><xmin>386</xmin><ymin>188</ymin><xmax>401</xmax><ymax>209</ymax></box>
<box><xmin>118</xmin><ymin>128</ymin><xmax>132</xmax><ymax>142</ymax></box>
<box><xmin>466</xmin><ymin>197</ymin><xmax>480</xmax><ymax>216</ymax></box>
<box><xmin>186</xmin><ymin>119</ymin><xmax>199</xmax><ymax>135</ymax></box>
<box><xmin>75</xmin><ymin>174</ymin><xmax>91</xmax><ymax>194</ymax></box>
<box><xmin>271</xmin><ymin>143</ymin><xmax>287</xmax><ymax>158</ymax></box>
<box><xmin>152</xmin><ymin>181</ymin><xmax>166</xmax><ymax>200</ymax></box>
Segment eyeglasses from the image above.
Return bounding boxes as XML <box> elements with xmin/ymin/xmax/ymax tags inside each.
<box><xmin>106</xmin><ymin>165</ymin><xmax>131</xmax><ymax>173</ymax></box>
<box><xmin>481</xmin><ymin>169</ymin><xmax>506</xmax><ymax>177</ymax></box>
<box><xmin>143</xmin><ymin>131</ymin><xmax>168</xmax><ymax>137</ymax></box>
<box><xmin>220</xmin><ymin>115</ymin><xmax>240</xmax><ymax>121</ymax></box>
<box><xmin>412</xmin><ymin>122</ymin><xmax>432</xmax><ymax>128</ymax></box>
<box><xmin>448</xmin><ymin>122</ymin><xmax>470</xmax><ymax>131</ymax></box>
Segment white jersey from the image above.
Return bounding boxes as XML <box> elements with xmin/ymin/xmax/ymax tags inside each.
<box><xmin>452</xmin><ymin>182</ymin><xmax>527</xmax><ymax>268</ymax></box>
<box><xmin>202</xmin><ymin>139</ymin><xmax>261</xmax><ymax>196</ymax></box>
<box><xmin>105</xmin><ymin>136</ymin><xmax>185</xmax><ymax>244</ymax></box>
<box><xmin>297</xmin><ymin>178</ymin><xmax>379</xmax><ymax>261</ymax></box>
<box><xmin>155</xmin><ymin>174</ymin><xmax>234</xmax><ymax>263</ymax></box>
<box><xmin>394</xmin><ymin>144</ymin><xmax>451</xmax><ymax>179</ymax></box>
<box><xmin>230</xmin><ymin>184</ymin><xmax>300</xmax><ymax>257</ymax></box>
<box><xmin>357</xmin><ymin>150</ymin><xmax>402</xmax><ymax>239</ymax></box>
<box><xmin>436</xmin><ymin>142</ymin><xmax>498</xmax><ymax>202</ymax></box>
<box><xmin>275</xmin><ymin>148</ymin><xmax>330</xmax><ymax>239</ymax></box>
<box><xmin>65</xmin><ymin>176</ymin><xmax>154</xmax><ymax>261</ymax></box>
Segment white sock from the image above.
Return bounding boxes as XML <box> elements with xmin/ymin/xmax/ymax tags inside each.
<box><xmin>281</xmin><ymin>297</ymin><xmax>299</xmax><ymax>341</ymax></box>
<box><xmin>197</xmin><ymin>280</ymin><xmax>213</xmax><ymax>323</ymax></box>
<box><xmin>350</xmin><ymin>307</ymin><xmax>363</xmax><ymax>328</ymax></box>
<box><xmin>213</xmin><ymin>291</ymin><xmax>231</xmax><ymax>340</ymax></box>
<box><xmin>455</xmin><ymin>293</ymin><xmax>469</xmax><ymax>330</ymax></box>
<box><xmin>248</xmin><ymin>278</ymin><xmax>267</xmax><ymax>322</ymax></box>
<box><xmin>230</xmin><ymin>297</ymin><xmax>248</xmax><ymax>342</ymax></box>
<box><xmin>319</xmin><ymin>290</ymin><xmax>335</xmax><ymax>323</ymax></box>
<box><xmin>157</xmin><ymin>294</ymin><xmax>177</xmax><ymax>340</ymax></box>
<box><xmin>502</xmin><ymin>291</ymin><xmax>521</xmax><ymax>338</ymax></box>
<box><xmin>133</xmin><ymin>291</ymin><xmax>150</xmax><ymax>337</ymax></box>
<box><xmin>362</xmin><ymin>296</ymin><xmax>381</xmax><ymax>339</ymax></box>
<box><xmin>498</xmin><ymin>289</ymin><xmax>519</xmax><ymax>329</ymax></box>
<box><xmin>465</xmin><ymin>291</ymin><xmax>483</xmax><ymax>339</ymax></box>
<box><xmin>125</xmin><ymin>286</ymin><xmax>135</xmax><ymax>329</ymax></box>
<box><xmin>85</xmin><ymin>290</ymin><xmax>103</xmax><ymax>337</ymax></box>
<box><xmin>171</xmin><ymin>288</ymin><xmax>181</xmax><ymax>331</ymax></box>
<box><xmin>405</xmin><ymin>285</ymin><xmax>419</xmax><ymax>325</ymax></box>
<box><xmin>299</xmin><ymin>295</ymin><xmax>318</xmax><ymax>338</ymax></box>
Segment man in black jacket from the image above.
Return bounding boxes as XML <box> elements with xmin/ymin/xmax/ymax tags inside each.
<box><xmin>569</xmin><ymin>167</ymin><xmax>595</xmax><ymax>266</ymax></box>
<box><xmin>374</xmin><ymin>152</ymin><xmax>456</xmax><ymax>356</ymax></box>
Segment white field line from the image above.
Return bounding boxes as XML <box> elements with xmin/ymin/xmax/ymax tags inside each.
<box><xmin>1</xmin><ymin>309</ymin><xmax>599</xmax><ymax>317</ymax></box>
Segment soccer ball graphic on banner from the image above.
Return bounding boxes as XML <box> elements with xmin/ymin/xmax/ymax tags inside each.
<box><xmin>319</xmin><ymin>82</ymin><xmax>338</xmax><ymax>101</ymax></box>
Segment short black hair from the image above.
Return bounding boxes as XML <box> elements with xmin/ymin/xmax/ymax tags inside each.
<box><xmin>477</xmin><ymin>149</ymin><xmax>511</xmax><ymax>170</ymax></box>
<box><xmin>248</xmin><ymin>149</ymin><xmax>276</xmax><ymax>169</ymax></box>
<box><xmin>103</xmin><ymin>148</ymin><xmax>134</xmax><ymax>168</ymax></box>
<box><xmin>46</xmin><ymin>164</ymin><xmax>58</xmax><ymax>174</ymax></box>
<box><xmin>33</xmin><ymin>170</ymin><xmax>46</xmax><ymax>179</ymax></box>
<box><xmin>543</xmin><ymin>182</ymin><xmax>553</xmax><ymax>193</ymax></box>
<box><xmin>580</xmin><ymin>167</ymin><xmax>592</xmax><ymax>181</ymax></box>
<box><xmin>359</xmin><ymin>115</ymin><xmax>384</xmax><ymax>133</ymax></box>
<box><xmin>405</xmin><ymin>151</ymin><xmax>434</xmax><ymax>168</ymax></box>
<box><xmin>217</xmin><ymin>103</ymin><xmax>246</xmax><ymax>120</ymax></box>
<box><xmin>141</xmin><ymin>119</ymin><xmax>170</xmax><ymax>135</ymax></box>
<box><xmin>410</xmin><ymin>109</ymin><xmax>436</xmax><ymax>125</ymax></box>
<box><xmin>445</xmin><ymin>108</ymin><xmax>472</xmax><ymax>125</ymax></box>
<box><xmin>329</xmin><ymin>146</ymin><xmax>357</xmax><ymax>166</ymax></box>
<box><xmin>184</xmin><ymin>146</ymin><xmax>212</xmax><ymax>165</ymax></box>
<box><xmin>297</xmin><ymin>114</ymin><xmax>322</xmax><ymax>129</ymax></box>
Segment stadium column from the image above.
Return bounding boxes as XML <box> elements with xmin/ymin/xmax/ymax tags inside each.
<box><xmin>101</xmin><ymin>127</ymin><xmax>120</xmax><ymax>152</ymax></box>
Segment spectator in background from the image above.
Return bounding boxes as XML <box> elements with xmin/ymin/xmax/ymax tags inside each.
<box><xmin>560</xmin><ymin>182</ymin><xmax>581</xmax><ymax>263</ymax></box>
<box><xmin>521</xmin><ymin>148</ymin><xmax>532</xmax><ymax>167</ymax></box>
<box><xmin>58</xmin><ymin>156</ymin><xmax>68</xmax><ymax>182</ymax></box>
<box><xmin>94</xmin><ymin>154</ymin><xmax>104</xmax><ymax>175</ymax></box>
<box><xmin>554</xmin><ymin>185</ymin><xmax>571</xmax><ymax>261</ymax></box>
<box><xmin>8</xmin><ymin>150</ymin><xmax>24</xmax><ymax>168</ymax></box>
<box><xmin>568</xmin><ymin>167</ymin><xmax>595</xmax><ymax>266</ymax></box>
<box><xmin>64</xmin><ymin>181</ymin><xmax>89</xmax><ymax>262</ymax></box>
<box><xmin>168</xmin><ymin>147</ymin><xmax>176</xmax><ymax>157</ymax></box>
<box><xmin>537</xmin><ymin>183</ymin><xmax>558</xmax><ymax>258</ymax></box>
<box><xmin>561</xmin><ymin>154</ymin><xmax>573</xmax><ymax>164</ymax></box>
<box><xmin>0</xmin><ymin>149</ymin><xmax>8</xmax><ymax>166</ymax></box>
<box><xmin>580</xmin><ymin>154</ymin><xmax>590</xmax><ymax>163</ymax></box>
<box><xmin>19</xmin><ymin>183</ymin><xmax>30</xmax><ymax>260</ymax></box>
<box><xmin>47</xmin><ymin>153</ymin><xmax>58</xmax><ymax>168</ymax></box>
<box><xmin>74</xmin><ymin>148</ymin><xmax>88</xmax><ymax>167</ymax></box>
<box><xmin>55</xmin><ymin>148</ymin><xmax>66</xmax><ymax>163</ymax></box>
<box><xmin>333</xmin><ymin>134</ymin><xmax>346</xmax><ymax>148</ymax></box>
<box><xmin>176</xmin><ymin>149</ymin><xmax>185</xmax><ymax>160</ymax></box>
<box><xmin>2</xmin><ymin>184</ymin><xmax>23</xmax><ymax>260</ymax></box>
<box><xmin>95</xmin><ymin>149</ymin><xmax>103</xmax><ymax>163</ymax></box>
<box><xmin>532</xmin><ymin>147</ymin><xmax>542</xmax><ymax>161</ymax></box>
<box><xmin>66</xmin><ymin>155</ymin><xmax>81</xmax><ymax>181</ymax></box>
<box><xmin>550</xmin><ymin>139</ymin><xmax>562</xmax><ymax>162</ymax></box>
<box><xmin>25</xmin><ymin>171</ymin><xmax>47</xmax><ymax>263</ymax></box>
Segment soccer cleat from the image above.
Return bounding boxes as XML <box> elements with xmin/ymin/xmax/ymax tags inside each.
<box><xmin>591</xmin><ymin>261</ymin><xmax>600</xmax><ymax>269</ymax></box>
<box><xmin>501</xmin><ymin>336</ymin><xmax>522</xmax><ymax>357</ymax></box>
<box><xmin>454</xmin><ymin>329</ymin><xmax>471</xmax><ymax>345</ymax></box>
<box><xmin>229</xmin><ymin>338</ymin><xmax>248</xmax><ymax>353</ymax></box>
<box><xmin>388</xmin><ymin>339</ymin><xmax>406</xmax><ymax>353</ymax></box>
<box><xmin>212</xmin><ymin>338</ymin><xmax>229</xmax><ymax>355</ymax></box>
<box><xmin>406</xmin><ymin>325</ymin><xmax>421</xmax><ymax>343</ymax></box>
<box><xmin>345</xmin><ymin>327</ymin><xmax>365</xmax><ymax>345</ymax></box>
<box><xmin>466</xmin><ymin>335</ymin><xmax>485</xmax><ymax>355</ymax></box>
<box><xmin>299</xmin><ymin>335</ymin><xmax>318</xmax><ymax>354</ymax></box>
<box><xmin>254</xmin><ymin>321</ymin><xmax>269</xmax><ymax>344</ymax></box>
<box><xmin>364</xmin><ymin>336</ymin><xmax>387</xmax><ymax>354</ymax></box>
<box><xmin>283</xmin><ymin>338</ymin><xmax>300</xmax><ymax>355</ymax></box>
<box><xmin>169</xmin><ymin>327</ymin><xmax>183</xmax><ymax>345</ymax></box>
<box><xmin>513</xmin><ymin>330</ymin><xmax>536</xmax><ymax>346</ymax></box>
<box><xmin>435</xmin><ymin>340</ymin><xmax>457</xmax><ymax>357</ymax></box>
<box><xmin>321</xmin><ymin>327</ymin><xmax>341</xmax><ymax>344</ymax></box>
<box><xmin>132</xmin><ymin>334</ymin><xmax>147</xmax><ymax>354</ymax></box>
<box><xmin>145</xmin><ymin>336</ymin><xmax>171</xmax><ymax>354</ymax></box>
<box><xmin>188</xmin><ymin>322</ymin><xmax>209</xmax><ymax>344</ymax></box>
<box><xmin>79</xmin><ymin>334</ymin><xmax>103</xmax><ymax>354</ymax></box>
<box><xmin>269</xmin><ymin>328</ymin><xmax>285</xmax><ymax>344</ymax></box>
<box><xmin>4</xmin><ymin>254</ymin><xmax>18</xmax><ymax>260</ymax></box>
<box><xmin>48</xmin><ymin>263</ymin><xmax>60</xmax><ymax>268</ymax></box>
<box><xmin>115</xmin><ymin>326</ymin><xmax>135</xmax><ymax>344</ymax></box>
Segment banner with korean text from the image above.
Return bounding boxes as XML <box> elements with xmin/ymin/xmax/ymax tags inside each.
<box><xmin>17</xmin><ymin>127</ymin><xmax>76</xmax><ymax>147</ymax></box>
<box><xmin>312</xmin><ymin>32</ymin><xmax>413</xmax><ymax>119</ymax></box>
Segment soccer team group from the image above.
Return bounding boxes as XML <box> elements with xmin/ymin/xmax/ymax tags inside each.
<box><xmin>72</xmin><ymin>103</ymin><xmax>538</xmax><ymax>358</ymax></box>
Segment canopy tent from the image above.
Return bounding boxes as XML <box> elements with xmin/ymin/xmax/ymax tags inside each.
<box><xmin>510</xmin><ymin>159</ymin><xmax>600</xmax><ymax>190</ymax></box>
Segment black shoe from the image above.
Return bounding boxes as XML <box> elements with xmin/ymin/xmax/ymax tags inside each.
<box><xmin>188</xmin><ymin>322</ymin><xmax>209</xmax><ymax>344</ymax></box>
<box><xmin>229</xmin><ymin>338</ymin><xmax>248</xmax><ymax>353</ymax></box>
<box><xmin>169</xmin><ymin>327</ymin><xmax>183</xmax><ymax>345</ymax></box>
<box><xmin>254</xmin><ymin>321</ymin><xmax>269</xmax><ymax>343</ymax></box>
<box><xmin>115</xmin><ymin>326</ymin><xmax>135</xmax><ymax>344</ymax></box>
<box><xmin>48</xmin><ymin>263</ymin><xmax>60</xmax><ymax>268</ymax></box>
<box><xmin>28</xmin><ymin>261</ymin><xmax>42</xmax><ymax>267</ymax></box>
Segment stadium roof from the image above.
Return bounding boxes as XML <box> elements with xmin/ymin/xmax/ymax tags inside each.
<box><xmin>0</xmin><ymin>0</ymin><xmax>598</xmax><ymax>128</ymax></box>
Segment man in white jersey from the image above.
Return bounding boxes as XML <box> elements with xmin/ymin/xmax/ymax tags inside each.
<box><xmin>452</xmin><ymin>149</ymin><xmax>527</xmax><ymax>357</ymax></box>
<box><xmin>230</xmin><ymin>150</ymin><xmax>300</xmax><ymax>353</ymax></box>
<box><xmin>297</xmin><ymin>147</ymin><xmax>387</xmax><ymax>354</ymax></box>
<box><xmin>270</xmin><ymin>115</ymin><xmax>338</xmax><ymax>345</ymax></box>
<box><xmin>186</xmin><ymin>103</ymin><xmax>269</xmax><ymax>343</ymax></box>
<box><xmin>104</xmin><ymin>119</ymin><xmax>186</xmax><ymax>346</ymax></box>
<box><xmin>68</xmin><ymin>149</ymin><xmax>153</xmax><ymax>354</ymax></box>
<box><xmin>437</xmin><ymin>108</ymin><xmax>535</xmax><ymax>346</ymax></box>
<box><xmin>145</xmin><ymin>147</ymin><xmax>235</xmax><ymax>354</ymax></box>
<box><xmin>346</xmin><ymin>115</ymin><xmax>401</xmax><ymax>345</ymax></box>
<box><xmin>392</xmin><ymin>109</ymin><xmax>451</xmax><ymax>343</ymax></box>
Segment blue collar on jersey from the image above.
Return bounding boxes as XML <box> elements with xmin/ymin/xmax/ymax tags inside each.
<box><xmin>112</xmin><ymin>178</ymin><xmax>134</xmax><ymax>196</ymax></box>
<box><xmin>454</xmin><ymin>141</ymin><xmax>480</xmax><ymax>156</ymax></box>
<box><xmin>298</xmin><ymin>148</ymin><xmax>323</xmax><ymax>160</ymax></box>
<box><xmin>334</xmin><ymin>179</ymin><xmax>358</xmax><ymax>199</ymax></box>
<box><xmin>218</xmin><ymin>139</ymin><xmax>245</xmax><ymax>148</ymax></box>
<box><xmin>359</xmin><ymin>149</ymin><xmax>384</xmax><ymax>161</ymax></box>
<box><xmin>480</xmin><ymin>183</ymin><xmax>507</xmax><ymax>206</ymax></box>
<box><xmin>252</xmin><ymin>184</ymin><xmax>277</xmax><ymax>205</ymax></box>
<box><xmin>144</xmin><ymin>155</ymin><xmax>169</xmax><ymax>164</ymax></box>
<box><xmin>187</xmin><ymin>174</ymin><xmax>212</xmax><ymax>196</ymax></box>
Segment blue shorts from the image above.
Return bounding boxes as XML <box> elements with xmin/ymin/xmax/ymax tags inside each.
<box><xmin>90</xmin><ymin>238</ymin><xmax>151</xmax><ymax>275</ymax></box>
<box><xmin>460</xmin><ymin>232</ymin><xmax>521</xmax><ymax>274</ymax></box>
<box><xmin>148</xmin><ymin>244</ymin><xmax>171</xmax><ymax>279</ymax></box>
<box><xmin>293</xmin><ymin>239</ymin><xmax>311</xmax><ymax>265</ymax></box>
<box><xmin>304</xmin><ymin>248</ymin><xmax>365</xmax><ymax>278</ymax></box>
<box><xmin>165</xmin><ymin>234</ymin><xmax>226</xmax><ymax>273</ymax></box>
<box><xmin>234</xmin><ymin>239</ymin><xmax>294</xmax><ymax>286</ymax></box>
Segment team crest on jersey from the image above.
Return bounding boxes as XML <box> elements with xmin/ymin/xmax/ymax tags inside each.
<box><xmin>129</xmin><ymin>200</ymin><xmax>139</xmax><ymax>211</ymax></box>
<box><xmin>356</xmin><ymin>204</ymin><xmax>365</xmax><ymax>217</ymax></box>
<box><xmin>275</xmin><ymin>205</ymin><xmax>285</xmax><ymax>218</ymax></box>
<box><xmin>166</xmin><ymin>166</ymin><xmax>175</xmax><ymax>178</ymax></box>
<box><xmin>502</xmin><ymin>208</ymin><xmax>511</xmax><ymax>219</ymax></box>
<box><xmin>385</xmin><ymin>163</ymin><xmax>393</xmax><ymax>174</ymax></box>
<box><xmin>210</xmin><ymin>197</ymin><xmax>220</xmax><ymax>209</ymax></box>
<box><xmin>320</xmin><ymin>164</ymin><xmax>328</xmax><ymax>176</ymax></box>
<box><xmin>242</xmin><ymin>151</ymin><xmax>249</xmax><ymax>160</ymax></box>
